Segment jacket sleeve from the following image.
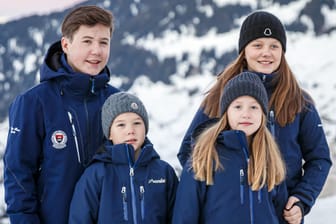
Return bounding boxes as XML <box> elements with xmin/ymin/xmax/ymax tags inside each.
<box><xmin>3</xmin><ymin>94</ymin><xmax>44</xmax><ymax>224</ymax></box>
<box><xmin>69</xmin><ymin>163</ymin><xmax>102</xmax><ymax>224</ymax></box>
<box><xmin>293</xmin><ymin>103</ymin><xmax>332</xmax><ymax>214</ymax></box>
<box><xmin>172</xmin><ymin>166</ymin><xmax>205</xmax><ymax>224</ymax></box>
<box><xmin>177</xmin><ymin>108</ymin><xmax>210</xmax><ymax>167</ymax></box>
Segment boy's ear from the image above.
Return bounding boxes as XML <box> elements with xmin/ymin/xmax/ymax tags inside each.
<box><xmin>61</xmin><ymin>37</ymin><xmax>69</xmax><ymax>54</ymax></box>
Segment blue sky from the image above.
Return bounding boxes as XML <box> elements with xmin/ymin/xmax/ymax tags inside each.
<box><xmin>0</xmin><ymin>0</ymin><xmax>85</xmax><ymax>23</ymax></box>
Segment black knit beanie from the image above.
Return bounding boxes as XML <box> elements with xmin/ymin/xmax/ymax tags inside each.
<box><xmin>101</xmin><ymin>92</ymin><xmax>149</xmax><ymax>139</ymax></box>
<box><xmin>220</xmin><ymin>72</ymin><xmax>268</xmax><ymax>115</ymax></box>
<box><xmin>238</xmin><ymin>11</ymin><xmax>286</xmax><ymax>53</ymax></box>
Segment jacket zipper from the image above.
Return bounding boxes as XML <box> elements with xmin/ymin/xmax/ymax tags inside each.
<box><xmin>237</xmin><ymin>131</ymin><xmax>254</xmax><ymax>224</ymax></box>
<box><xmin>140</xmin><ymin>185</ymin><xmax>145</xmax><ymax>220</ymax></box>
<box><xmin>126</xmin><ymin>144</ymin><xmax>148</xmax><ymax>224</ymax></box>
<box><xmin>90</xmin><ymin>77</ymin><xmax>96</xmax><ymax>94</ymax></box>
<box><xmin>129</xmin><ymin>167</ymin><xmax>138</xmax><ymax>224</ymax></box>
<box><xmin>67</xmin><ymin>112</ymin><xmax>81</xmax><ymax>163</ymax></box>
<box><xmin>121</xmin><ymin>186</ymin><xmax>128</xmax><ymax>221</ymax></box>
<box><xmin>240</xmin><ymin>169</ymin><xmax>244</xmax><ymax>204</ymax></box>
<box><xmin>269</xmin><ymin>110</ymin><xmax>275</xmax><ymax>136</ymax></box>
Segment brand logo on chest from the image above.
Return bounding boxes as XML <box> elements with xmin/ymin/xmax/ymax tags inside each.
<box><xmin>148</xmin><ymin>178</ymin><xmax>166</xmax><ymax>184</ymax></box>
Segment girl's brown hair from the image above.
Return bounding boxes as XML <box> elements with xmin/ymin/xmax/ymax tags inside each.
<box><xmin>202</xmin><ymin>52</ymin><xmax>308</xmax><ymax>126</ymax></box>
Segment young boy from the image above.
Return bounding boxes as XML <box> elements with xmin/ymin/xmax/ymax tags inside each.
<box><xmin>69</xmin><ymin>92</ymin><xmax>178</xmax><ymax>223</ymax></box>
<box><xmin>3</xmin><ymin>6</ymin><xmax>119</xmax><ymax>224</ymax></box>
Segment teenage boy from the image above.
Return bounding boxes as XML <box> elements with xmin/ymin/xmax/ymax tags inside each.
<box><xmin>4</xmin><ymin>5</ymin><xmax>119</xmax><ymax>224</ymax></box>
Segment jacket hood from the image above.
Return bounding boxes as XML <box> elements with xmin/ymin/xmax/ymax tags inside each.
<box><xmin>217</xmin><ymin>130</ymin><xmax>250</xmax><ymax>156</ymax></box>
<box><xmin>251</xmin><ymin>71</ymin><xmax>278</xmax><ymax>97</ymax></box>
<box><xmin>191</xmin><ymin>118</ymin><xmax>219</xmax><ymax>144</ymax></box>
<box><xmin>39</xmin><ymin>41</ymin><xmax>64</xmax><ymax>81</ymax></box>
<box><xmin>191</xmin><ymin>120</ymin><xmax>249</xmax><ymax>154</ymax></box>
<box><xmin>92</xmin><ymin>138</ymin><xmax>160</xmax><ymax>166</ymax></box>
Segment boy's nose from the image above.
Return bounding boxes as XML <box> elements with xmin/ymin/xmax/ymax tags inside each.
<box><xmin>127</xmin><ymin>128</ymin><xmax>135</xmax><ymax>135</ymax></box>
<box><xmin>90</xmin><ymin>42</ymin><xmax>102</xmax><ymax>54</ymax></box>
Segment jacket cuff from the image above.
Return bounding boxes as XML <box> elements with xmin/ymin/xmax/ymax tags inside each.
<box><xmin>293</xmin><ymin>201</ymin><xmax>306</xmax><ymax>220</ymax></box>
<box><xmin>9</xmin><ymin>213</ymin><xmax>40</xmax><ymax>224</ymax></box>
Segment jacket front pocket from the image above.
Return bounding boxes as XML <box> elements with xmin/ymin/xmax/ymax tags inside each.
<box><xmin>140</xmin><ymin>185</ymin><xmax>145</xmax><ymax>220</ymax></box>
<box><xmin>121</xmin><ymin>186</ymin><xmax>128</xmax><ymax>221</ymax></box>
<box><xmin>240</xmin><ymin>169</ymin><xmax>245</xmax><ymax>204</ymax></box>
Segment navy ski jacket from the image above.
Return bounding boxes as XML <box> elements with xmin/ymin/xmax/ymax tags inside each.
<box><xmin>3</xmin><ymin>41</ymin><xmax>119</xmax><ymax>224</ymax></box>
<box><xmin>69</xmin><ymin>139</ymin><xmax>178</xmax><ymax>224</ymax></box>
<box><xmin>177</xmin><ymin>72</ymin><xmax>332</xmax><ymax>215</ymax></box>
<box><xmin>173</xmin><ymin>130</ymin><xmax>288</xmax><ymax>224</ymax></box>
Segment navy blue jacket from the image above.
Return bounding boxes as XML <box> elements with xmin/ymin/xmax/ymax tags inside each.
<box><xmin>177</xmin><ymin>72</ymin><xmax>332</xmax><ymax>215</ymax></box>
<box><xmin>3</xmin><ymin>41</ymin><xmax>119</xmax><ymax>224</ymax></box>
<box><xmin>173</xmin><ymin>130</ymin><xmax>288</xmax><ymax>224</ymax></box>
<box><xmin>69</xmin><ymin>139</ymin><xmax>178</xmax><ymax>224</ymax></box>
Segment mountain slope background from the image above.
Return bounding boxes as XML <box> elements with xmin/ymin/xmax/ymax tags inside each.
<box><xmin>0</xmin><ymin>0</ymin><xmax>335</xmax><ymax>222</ymax></box>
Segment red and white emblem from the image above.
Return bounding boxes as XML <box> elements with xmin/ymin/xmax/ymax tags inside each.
<box><xmin>51</xmin><ymin>130</ymin><xmax>67</xmax><ymax>149</ymax></box>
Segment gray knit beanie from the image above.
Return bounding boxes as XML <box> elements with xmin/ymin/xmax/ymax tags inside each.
<box><xmin>101</xmin><ymin>92</ymin><xmax>149</xmax><ymax>139</ymax></box>
<box><xmin>220</xmin><ymin>72</ymin><xmax>268</xmax><ymax>115</ymax></box>
<box><xmin>238</xmin><ymin>11</ymin><xmax>286</xmax><ymax>53</ymax></box>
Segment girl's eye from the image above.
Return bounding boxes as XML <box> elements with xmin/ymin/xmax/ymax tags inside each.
<box><xmin>134</xmin><ymin>121</ymin><xmax>142</xmax><ymax>125</ymax></box>
<box><xmin>253</xmin><ymin>44</ymin><xmax>261</xmax><ymax>48</ymax></box>
<box><xmin>116</xmin><ymin>123</ymin><xmax>125</xmax><ymax>127</ymax></box>
<box><xmin>234</xmin><ymin>105</ymin><xmax>241</xmax><ymax>109</ymax></box>
<box><xmin>251</xmin><ymin>105</ymin><xmax>261</xmax><ymax>110</ymax></box>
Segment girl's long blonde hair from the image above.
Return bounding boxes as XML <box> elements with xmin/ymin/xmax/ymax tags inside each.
<box><xmin>191</xmin><ymin>113</ymin><xmax>286</xmax><ymax>191</ymax></box>
<box><xmin>202</xmin><ymin>52</ymin><xmax>308</xmax><ymax>126</ymax></box>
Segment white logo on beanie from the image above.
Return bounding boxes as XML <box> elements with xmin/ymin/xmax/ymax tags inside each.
<box><xmin>264</xmin><ymin>28</ymin><xmax>272</xmax><ymax>36</ymax></box>
<box><xmin>131</xmin><ymin>102</ymin><xmax>139</xmax><ymax>110</ymax></box>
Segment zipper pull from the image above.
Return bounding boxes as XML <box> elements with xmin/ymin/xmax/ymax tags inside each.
<box><xmin>269</xmin><ymin>110</ymin><xmax>275</xmax><ymax>136</ymax></box>
<box><xmin>140</xmin><ymin>185</ymin><xmax>145</xmax><ymax>220</ymax></box>
<box><xmin>140</xmin><ymin>186</ymin><xmax>145</xmax><ymax>199</ymax></box>
<box><xmin>240</xmin><ymin>169</ymin><xmax>244</xmax><ymax>184</ymax></box>
<box><xmin>67</xmin><ymin>112</ymin><xmax>81</xmax><ymax>163</ymax></box>
<box><xmin>121</xmin><ymin>186</ymin><xmax>128</xmax><ymax>221</ymax></box>
<box><xmin>129</xmin><ymin>167</ymin><xmax>134</xmax><ymax>177</ymax></box>
<box><xmin>121</xmin><ymin>186</ymin><xmax>127</xmax><ymax>201</ymax></box>
<box><xmin>240</xmin><ymin>169</ymin><xmax>245</xmax><ymax>204</ymax></box>
<box><xmin>269</xmin><ymin>110</ymin><xmax>274</xmax><ymax>122</ymax></box>
<box><xmin>90</xmin><ymin>77</ymin><xmax>95</xmax><ymax>94</ymax></box>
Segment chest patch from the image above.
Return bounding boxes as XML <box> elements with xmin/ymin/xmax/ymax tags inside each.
<box><xmin>51</xmin><ymin>130</ymin><xmax>68</xmax><ymax>149</ymax></box>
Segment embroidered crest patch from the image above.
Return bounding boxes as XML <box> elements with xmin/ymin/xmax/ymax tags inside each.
<box><xmin>51</xmin><ymin>130</ymin><xmax>67</xmax><ymax>149</ymax></box>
